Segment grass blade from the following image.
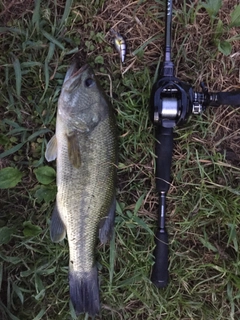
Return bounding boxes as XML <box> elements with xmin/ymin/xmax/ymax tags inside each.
<box><xmin>109</xmin><ymin>231</ymin><xmax>115</xmax><ymax>285</ymax></box>
<box><xmin>41</xmin><ymin>29</ymin><xmax>65</xmax><ymax>50</ymax></box>
<box><xmin>41</xmin><ymin>42</ymin><xmax>55</xmax><ymax>100</ymax></box>
<box><xmin>6</xmin><ymin>127</ymin><xmax>30</xmax><ymax>136</ymax></box>
<box><xmin>0</xmin><ymin>142</ymin><xmax>25</xmax><ymax>159</ymax></box>
<box><xmin>12</xmin><ymin>282</ymin><xmax>24</xmax><ymax>304</ymax></box>
<box><xmin>133</xmin><ymin>193</ymin><xmax>145</xmax><ymax>215</ymax></box>
<box><xmin>32</xmin><ymin>0</ymin><xmax>41</xmax><ymax>32</ymax></box>
<box><xmin>21</xmin><ymin>61</ymin><xmax>42</xmax><ymax>68</ymax></box>
<box><xmin>32</xmin><ymin>308</ymin><xmax>46</xmax><ymax>320</ymax></box>
<box><xmin>230</xmin><ymin>4</ymin><xmax>240</xmax><ymax>27</ymax></box>
<box><xmin>59</xmin><ymin>0</ymin><xmax>73</xmax><ymax>30</ymax></box>
<box><xmin>27</xmin><ymin>128</ymin><xmax>51</xmax><ymax>142</ymax></box>
<box><xmin>0</xmin><ymin>128</ymin><xmax>50</xmax><ymax>159</ymax></box>
<box><xmin>132</xmin><ymin>35</ymin><xmax>160</xmax><ymax>56</ymax></box>
<box><xmin>3</xmin><ymin>119</ymin><xmax>21</xmax><ymax>127</ymax></box>
<box><xmin>0</xmin><ymin>300</ymin><xmax>19</xmax><ymax>320</ymax></box>
<box><xmin>12</xmin><ymin>56</ymin><xmax>22</xmax><ymax>98</ymax></box>
<box><xmin>0</xmin><ymin>262</ymin><xmax>3</xmax><ymax>291</ymax></box>
<box><xmin>0</xmin><ymin>27</ymin><xmax>26</xmax><ymax>36</ymax></box>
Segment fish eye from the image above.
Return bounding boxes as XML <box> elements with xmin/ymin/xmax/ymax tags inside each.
<box><xmin>85</xmin><ymin>78</ymin><xmax>95</xmax><ymax>88</ymax></box>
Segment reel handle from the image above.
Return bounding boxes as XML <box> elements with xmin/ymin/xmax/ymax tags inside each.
<box><xmin>208</xmin><ymin>91</ymin><xmax>240</xmax><ymax>107</ymax></box>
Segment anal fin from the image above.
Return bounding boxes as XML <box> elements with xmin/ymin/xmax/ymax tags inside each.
<box><xmin>98</xmin><ymin>197</ymin><xmax>116</xmax><ymax>244</ymax></box>
<box><xmin>50</xmin><ymin>204</ymin><xmax>66</xmax><ymax>242</ymax></box>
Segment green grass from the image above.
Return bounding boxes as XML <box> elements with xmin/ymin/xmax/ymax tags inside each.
<box><xmin>1</xmin><ymin>0</ymin><xmax>240</xmax><ymax>319</ymax></box>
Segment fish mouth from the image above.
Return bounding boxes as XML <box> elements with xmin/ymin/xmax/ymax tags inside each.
<box><xmin>64</xmin><ymin>63</ymin><xmax>89</xmax><ymax>83</ymax></box>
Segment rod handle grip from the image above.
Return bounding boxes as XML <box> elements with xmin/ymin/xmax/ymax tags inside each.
<box><xmin>156</xmin><ymin>127</ymin><xmax>173</xmax><ymax>192</ymax></box>
<box><xmin>151</xmin><ymin>230</ymin><xmax>169</xmax><ymax>288</ymax></box>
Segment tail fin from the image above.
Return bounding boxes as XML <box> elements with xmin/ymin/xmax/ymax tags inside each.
<box><xmin>69</xmin><ymin>266</ymin><xmax>100</xmax><ymax>316</ymax></box>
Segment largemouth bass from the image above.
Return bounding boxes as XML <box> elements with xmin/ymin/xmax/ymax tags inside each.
<box><xmin>45</xmin><ymin>62</ymin><xmax>117</xmax><ymax>316</ymax></box>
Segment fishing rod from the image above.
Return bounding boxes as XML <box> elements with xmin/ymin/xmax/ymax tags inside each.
<box><xmin>149</xmin><ymin>0</ymin><xmax>240</xmax><ymax>288</ymax></box>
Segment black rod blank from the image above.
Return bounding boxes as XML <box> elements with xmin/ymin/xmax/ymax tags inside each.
<box><xmin>165</xmin><ymin>0</ymin><xmax>173</xmax><ymax>63</ymax></box>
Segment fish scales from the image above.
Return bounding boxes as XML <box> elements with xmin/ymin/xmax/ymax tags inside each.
<box><xmin>45</xmin><ymin>63</ymin><xmax>117</xmax><ymax>316</ymax></box>
<box><xmin>57</xmin><ymin>117</ymin><xmax>116</xmax><ymax>272</ymax></box>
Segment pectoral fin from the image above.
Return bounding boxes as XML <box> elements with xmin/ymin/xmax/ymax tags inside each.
<box><xmin>98</xmin><ymin>197</ymin><xmax>116</xmax><ymax>244</ymax></box>
<box><xmin>67</xmin><ymin>131</ymin><xmax>81</xmax><ymax>168</ymax></box>
<box><xmin>45</xmin><ymin>135</ymin><xmax>58</xmax><ymax>162</ymax></box>
<box><xmin>50</xmin><ymin>204</ymin><xmax>66</xmax><ymax>242</ymax></box>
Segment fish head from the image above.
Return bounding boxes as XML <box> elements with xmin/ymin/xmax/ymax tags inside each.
<box><xmin>58</xmin><ymin>63</ymin><xmax>108</xmax><ymax>132</ymax></box>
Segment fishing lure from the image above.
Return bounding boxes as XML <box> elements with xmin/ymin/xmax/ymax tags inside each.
<box><xmin>110</xmin><ymin>29</ymin><xmax>126</xmax><ymax>63</ymax></box>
